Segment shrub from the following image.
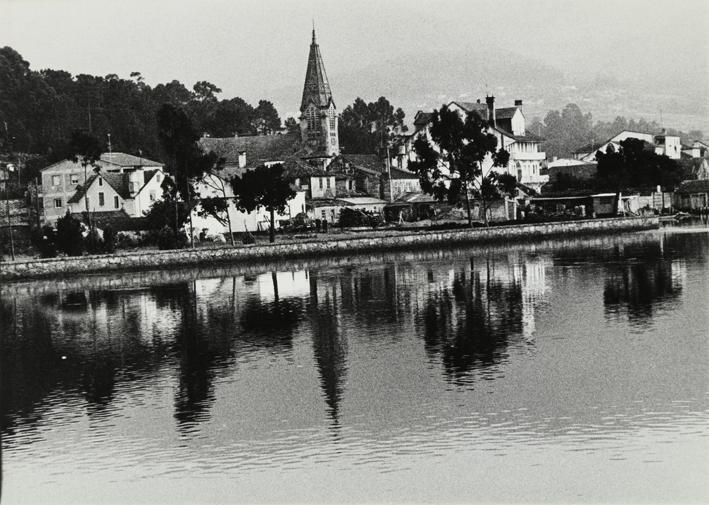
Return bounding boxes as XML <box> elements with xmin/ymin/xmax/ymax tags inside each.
<box><xmin>103</xmin><ymin>226</ymin><xmax>117</xmax><ymax>253</ymax></box>
<box><xmin>156</xmin><ymin>225</ymin><xmax>187</xmax><ymax>250</ymax></box>
<box><xmin>32</xmin><ymin>224</ymin><xmax>58</xmax><ymax>258</ymax></box>
<box><xmin>56</xmin><ymin>211</ymin><xmax>84</xmax><ymax>256</ymax></box>
<box><xmin>85</xmin><ymin>228</ymin><xmax>104</xmax><ymax>254</ymax></box>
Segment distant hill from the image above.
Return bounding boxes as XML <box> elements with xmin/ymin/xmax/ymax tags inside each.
<box><xmin>265</xmin><ymin>46</ymin><xmax>709</xmax><ymax>133</ymax></box>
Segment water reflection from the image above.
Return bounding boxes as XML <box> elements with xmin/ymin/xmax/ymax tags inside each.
<box><xmin>1</xmin><ymin>226</ymin><xmax>708</xmax><ymax>503</ymax></box>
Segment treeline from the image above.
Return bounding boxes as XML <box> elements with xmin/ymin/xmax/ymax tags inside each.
<box><xmin>0</xmin><ymin>46</ymin><xmax>282</xmax><ymax>176</ymax></box>
<box><xmin>528</xmin><ymin>103</ymin><xmax>705</xmax><ymax>159</ymax></box>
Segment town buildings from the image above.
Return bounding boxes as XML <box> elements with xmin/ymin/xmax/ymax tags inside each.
<box><xmin>572</xmin><ymin>130</ymin><xmax>683</xmax><ymax>162</ymax></box>
<box><xmin>398</xmin><ymin>97</ymin><xmax>548</xmax><ymax>193</ymax></box>
<box><xmin>40</xmin><ymin>152</ymin><xmax>165</xmax><ymax>224</ymax></box>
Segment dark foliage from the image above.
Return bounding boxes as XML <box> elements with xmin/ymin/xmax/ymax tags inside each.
<box><xmin>596</xmin><ymin>138</ymin><xmax>684</xmax><ymax>192</ymax></box>
<box><xmin>408</xmin><ymin>105</ymin><xmax>511</xmax><ymax>226</ymax></box>
<box><xmin>0</xmin><ymin>46</ymin><xmax>282</xmax><ymax>162</ymax></box>
<box><xmin>56</xmin><ymin>211</ymin><xmax>84</xmax><ymax>256</ymax></box>
<box><xmin>32</xmin><ymin>224</ymin><xmax>57</xmax><ymax>258</ymax></box>
<box><xmin>231</xmin><ymin>164</ymin><xmax>295</xmax><ymax>243</ymax></box>
<box><xmin>338</xmin><ymin>96</ymin><xmax>407</xmax><ymax>154</ymax></box>
<box><xmin>156</xmin><ymin>225</ymin><xmax>187</xmax><ymax>250</ymax></box>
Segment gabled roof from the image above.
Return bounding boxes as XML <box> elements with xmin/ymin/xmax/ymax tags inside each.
<box><xmin>391</xmin><ymin>192</ymin><xmax>436</xmax><ymax>204</ymax></box>
<box><xmin>413</xmin><ymin>111</ymin><xmax>433</xmax><ymax>127</ymax></box>
<box><xmin>300</xmin><ymin>29</ymin><xmax>334</xmax><ymax>111</ymax></box>
<box><xmin>342</xmin><ymin>154</ymin><xmax>383</xmax><ymax>174</ymax></box>
<box><xmin>676</xmin><ymin>179</ymin><xmax>709</xmax><ymax>193</ymax></box>
<box><xmin>100</xmin><ymin>152</ymin><xmax>162</xmax><ymax>167</ymax></box>
<box><xmin>495</xmin><ymin>107</ymin><xmax>519</xmax><ymax>120</ymax></box>
<box><xmin>67</xmin><ymin>171</ymin><xmax>132</xmax><ymax>204</ymax></box>
<box><xmin>200</xmin><ymin>132</ymin><xmax>302</xmax><ymax>172</ymax></box>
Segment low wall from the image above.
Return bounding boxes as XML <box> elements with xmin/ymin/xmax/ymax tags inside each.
<box><xmin>0</xmin><ymin>216</ymin><xmax>658</xmax><ymax>281</ymax></box>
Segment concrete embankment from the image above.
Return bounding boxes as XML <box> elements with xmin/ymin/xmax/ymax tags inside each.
<box><xmin>0</xmin><ymin>216</ymin><xmax>658</xmax><ymax>281</ymax></box>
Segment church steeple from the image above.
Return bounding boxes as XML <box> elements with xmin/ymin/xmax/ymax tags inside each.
<box><xmin>299</xmin><ymin>27</ymin><xmax>339</xmax><ymax>158</ymax></box>
<box><xmin>300</xmin><ymin>28</ymin><xmax>334</xmax><ymax>112</ymax></box>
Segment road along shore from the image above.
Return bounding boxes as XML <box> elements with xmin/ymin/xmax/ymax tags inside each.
<box><xmin>0</xmin><ymin>216</ymin><xmax>659</xmax><ymax>281</ymax></box>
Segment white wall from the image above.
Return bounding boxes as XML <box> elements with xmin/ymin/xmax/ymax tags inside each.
<box><xmin>69</xmin><ymin>175</ymin><xmax>122</xmax><ymax>215</ymax></box>
<box><xmin>133</xmin><ymin>170</ymin><xmax>165</xmax><ymax>217</ymax></box>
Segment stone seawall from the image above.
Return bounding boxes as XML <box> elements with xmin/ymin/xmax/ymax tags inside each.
<box><xmin>0</xmin><ymin>216</ymin><xmax>658</xmax><ymax>281</ymax></box>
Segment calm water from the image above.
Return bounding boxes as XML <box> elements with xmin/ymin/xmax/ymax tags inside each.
<box><xmin>2</xmin><ymin>223</ymin><xmax>709</xmax><ymax>504</ymax></box>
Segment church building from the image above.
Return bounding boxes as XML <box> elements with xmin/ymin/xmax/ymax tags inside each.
<box><xmin>299</xmin><ymin>29</ymin><xmax>340</xmax><ymax>162</ymax></box>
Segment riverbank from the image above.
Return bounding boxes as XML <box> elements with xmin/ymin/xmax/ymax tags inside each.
<box><xmin>0</xmin><ymin>216</ymin><xmax>658</xmax><ymax>281</ymax></box>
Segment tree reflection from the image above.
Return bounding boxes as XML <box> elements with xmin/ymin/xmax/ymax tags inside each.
<box><xmin>603</xmin><ymin>259</ymin><xmax>681</xmax><ymax>322</ymax></box>
<box><xmin>419</xmin><ymin>267</ymin><xmax>523</xmax><ymax>384</ymax></box>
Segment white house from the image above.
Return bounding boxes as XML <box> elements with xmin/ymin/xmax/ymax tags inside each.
<box><xmin>67</xmin><ymin>169</ymin><xmax>165</xmax><ymax>218</ymax></box>
<box><xmin>573</xmin><ymin>130</ymin><xmax>682</xmax><ymax>162</ymax></box>
<box><xmin>40</xmin><ymin>152</ymin><xmax>165</xmax><ymax>223</ymax></box>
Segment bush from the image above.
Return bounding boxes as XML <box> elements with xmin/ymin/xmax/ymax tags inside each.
<box><xmin>85</xmin><ymin>228</ymin><xmax>104</xmax><ymax>254</ymax></box>
<box><xmin>156</xmin><ymin>225</ymin><xmax>187</xmax><ymax>250</ymax></box>
<box><xmin>32</xmin><ymin>224</ymin><xmax>58</xmax><ymax>258</ymax></box>
<box><xmin>103</xmin><ymin>226</ymin><xmax>117</xmax><ymax>253</ymax></box>
<box><xmin>56</xmin><ymin>211</ymin><xmax>84</xmax><ymax>256</ymax></box>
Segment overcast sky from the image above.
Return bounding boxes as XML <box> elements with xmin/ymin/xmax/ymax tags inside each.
<box><xmin>2</xmin><ymin>0</ymin><xmax>708</xmax><ymax>120</ymax></box>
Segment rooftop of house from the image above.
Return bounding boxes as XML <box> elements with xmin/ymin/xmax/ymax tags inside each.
<box><xmin>200</xmin><ymin>132</ymin><xmax>302</xmax><ymax>168</ymax></box>
<box><xmin>387</xmin><ymin>167</ymin><xmax>419</xmax><ymax>180</ymax></box>
<box><xmin>390</xmin><ymin>192</ymin><xmax>436</xmax><ymax>204</ymax></box>
<box><xmin>337</xmin><ymin>196</ymin><xmax>387</xmax><ymax>205</ymax></box>
<box><xmin>100</xmin><ymin>152</ymin><xmax>162</xmax><ymax>167</ymax></box>
<box><xmin>676</xmin><ymin>179</ymin><xmax>709</xmax><ymax>194</ymax></box>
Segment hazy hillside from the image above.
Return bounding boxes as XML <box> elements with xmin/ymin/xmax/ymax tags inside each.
<box><xmin>266</xmin><ymin>46</ymin><xmax>708</xmax><ymax>133</ymax></box>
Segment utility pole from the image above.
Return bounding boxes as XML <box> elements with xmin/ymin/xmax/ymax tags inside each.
<box><xmin>4</xmin><ymin>163</ymin><xmax>16</xmax><ymax>261</ymax></box>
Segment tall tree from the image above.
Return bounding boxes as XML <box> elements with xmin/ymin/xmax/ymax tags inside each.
<box><xmin>64</xmin><ymin>130</ymin><xmax>104</xmax><ymax>225</ymax></box>
<box><xmin>253</xmin><ymin>100</ymin><xmax>281</xmax><ymax>134</ymax></box>
<box><xmin>408</xmin><ymin>105</ymin><xmax>511</xmax><ymax>226</ymax></box>
<box><xmin>156</xmin><ymin>103</ymin><xmax>227</xmax><ymax>246</ymax></box>
<box><xmin>231</xmin><ymin>164</ymin><xmax>295</xmax><ymax>243</ymax></box>
<box><xmin>338</xmin><ymin>96</ymin><xmax>407</xmax><ymax>154</ymax></box>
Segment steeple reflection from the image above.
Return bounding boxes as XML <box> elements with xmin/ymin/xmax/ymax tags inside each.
<box><xmin>308</xmin><ymin>271</ymin><xmax>348</xmax><ymax>427</ymax></box>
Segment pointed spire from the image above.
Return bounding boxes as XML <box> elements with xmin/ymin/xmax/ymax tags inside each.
<box><xmin>300</xmin><ymin>26</ymin><xmax>334</xmax><ymax>112</ymax></box>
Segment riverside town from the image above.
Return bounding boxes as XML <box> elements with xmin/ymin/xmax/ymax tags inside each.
<box><xmin>1</xmin><ymin>1</ymin><xmax>708</xmax><ymax>504</ymax></box>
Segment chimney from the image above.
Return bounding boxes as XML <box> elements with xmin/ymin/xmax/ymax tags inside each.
<box><xmin>485</xmin><ymin>95</ymin><xmax>496</xmax><ymax>127</ymax></box>
<box><xmin>238</xmin><ymin>150</ymin><xmax>246</xmax><ymax>168</ymax></box>
<box><xmin>514</xmin><ymin>99</ymin><xmax>523</xmax><ymax>107</ymax></box>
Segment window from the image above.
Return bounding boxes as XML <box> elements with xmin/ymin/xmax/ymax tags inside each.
<box><xmin>54</xmin><ymin>198</ymin><xmax>62</xmax><ymax>208</ymax></box>
<box><xmin>319</xmin><ymin>178</ymin><xmax>323</xmax><ymax>189</ymax></box>
<box><xmin>156</xmin><ymin>173</ymin><xmax>161</xmax><ymax>182</ymax></box>
<box><xmin>98</xmin><ymin>192</ymin><xmax>105</xmax><ymax>206</ymax></box>
<box><xmin>149</xmin><ymin>190</ymin><xmax>156</xmax><ymax>201</ymax></box>
<box><xmin>129</xmin><ymin>182</ymin><xmax>136</xmax><ymax>193</ymax></box>
<box><xmin>70</xmin><ymin>174</ymin><xmax>79</xmax><ymax>185</ymax></box>
<box><xmin>52</xmin><ymin>175</ymin><xmax>61</xmax><ymax>186</ymax></box>
<box><xmin>98</xmin><ymin>178</ymin><xmax>103</xmax><ymax>186</ymax></box>
<box><xmin>307</xmin><ymin>106</ymin><xmax>318</xmax><ymax>131</ymax></box>
<box><xmin>328</xmin><ymin>108</ymin><xmax>336</xmax><ymax>130</ymax></box>
<box><xmin>321</xmin><ymin>210</ymin><xmax>327</xmax><ymax>219</ymax></box>
<box><xmin>114</xmin><ymin>196</ymin><xmax>119</xmax><ymax>209</ymax></box>
<box><xmin>326</xmin><ymin>178</ymin><xmax>331</xmax><ymax>189</ymax></box>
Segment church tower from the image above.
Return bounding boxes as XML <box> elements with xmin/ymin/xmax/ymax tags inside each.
<box><xmin>300</xmin><ymin>29</ymin><xmax>339</xmax><ymax>159</ymax></box>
